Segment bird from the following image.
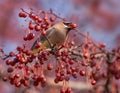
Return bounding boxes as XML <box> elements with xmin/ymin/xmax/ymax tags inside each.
<box><xmin>31</xmin><ymin>21</ymin><xmax>74</xmax><ymax>53</ymax></box>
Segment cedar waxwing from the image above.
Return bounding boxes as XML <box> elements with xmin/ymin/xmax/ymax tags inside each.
<box><xmin>31</xmin><ymin>22</ymin><xmax>74</xmax><ymax>53</ymax></box>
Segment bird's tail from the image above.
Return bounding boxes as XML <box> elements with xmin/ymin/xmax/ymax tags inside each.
<box><xmin>32</xmin><ymin>41</ymin><xmax>50</xmax><ymax>53</ymax></box>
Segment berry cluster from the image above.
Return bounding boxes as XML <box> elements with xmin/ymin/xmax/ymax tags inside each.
<box><xmin>0</xmin><ymin>9</ymin><xmax>120</xmax><ymax>93</ymax></box>
<box><xmin>19</xmin><ymin>9</ymin><xmax>57</xmax><ymax>41</ymax></box>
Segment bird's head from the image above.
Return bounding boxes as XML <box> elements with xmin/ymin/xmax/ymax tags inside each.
<box><xmin>63</xmin><ymin>22</ymin><xmax>77</xmax><ymax>31</ymax></box>
<box><xmin>53</xmin><ymin>21</ymin><xmax>77</xmax><ymax>34</ymax></box>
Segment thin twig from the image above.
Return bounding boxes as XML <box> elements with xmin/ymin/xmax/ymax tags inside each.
<box><xmin>69</xmin><ymin>49</ymin><xmax>83</xmax><ymax>58</ymax></box>
<box><xmin>20</xmin><ymin>8</ymin><xmax>29</xmax><ymax>15</ymax></box>
<box><xmin>74</xmin><ymin>28</ymin><xmax>87</xmax><ymax>38</ymax></box>
<box><xmin>49</xmin><ymin>9</ymin><xmax>66</xmax><ymax>21</ymax></box>
<box><xmin>104</xmin><ymin>53</ymin><xmax>113</xmax><ymax>93</ymax></box>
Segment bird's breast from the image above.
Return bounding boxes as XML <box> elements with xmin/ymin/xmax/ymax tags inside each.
<box><xmin>50</xmin><ymin>30</ymin><xmax>67</xmax><ymax>45</ymax></box>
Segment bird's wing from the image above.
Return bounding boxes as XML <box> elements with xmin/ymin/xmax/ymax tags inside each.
<box><xmin>40</xmin><ymin>27</ymin><xmax>55</xmax><ymax>43</ymax></box>
<box><xmin>31</xmin><ymin>27</ymin><xmax>55</xmax><ymax>50</ymax></box>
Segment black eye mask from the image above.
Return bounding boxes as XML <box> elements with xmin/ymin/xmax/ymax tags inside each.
<box><xmin>63</xmin><ymin>22</ymin><xmax>72</xmax><ymax>26</ymax></box>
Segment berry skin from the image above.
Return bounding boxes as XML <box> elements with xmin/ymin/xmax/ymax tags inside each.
<box><xmin>60</xmin><ymin>88</ymin><xmax>65</xmax><ymax>93</ymax></box>
<box><xmin>41</xmin><ymin>31</ymin><xmax>46</xmax><ymax>36</ymax></box>
<box><xmin>65</xmin><ymin>87</ymin><xmax>72</xmax><ymax>93</ymax></box>
<box><xmin>91</xmin><ymin>80</ymin><xmax>96</xmax><ymax>85</ymax></box>
<box><xmin>69</xmin><ymin>60</ymin><xmax>74</xmax><ymax>65</ymax></box>
<box><xmin>29</xmin><ymin>23</ymin><xmax>35</xmax><ymax>30</ymax></box>
<box><xmin>29</xmin><ymin>13</ymin><xmax>35</xmax><ymax>19</ymax></box>
<box><xmin>35</xmin><ymin>25</ymin><xmax>41</xmax><ymax>31</ymax></box>
<box><xmin>9</xmin><ymin>52</ymin><xmax>15</xmax><ymax>57</ymax></box>
<box><xmin>72</xmin><ymin>72</ymin><xmax>77</xmax><ymax>78</ymax></box>
<box><xmin>79</xmin><ymin>70</ymin><xmax>85</xmax><ymax>76</ymax></box>
<box><xmin>2</xmin><ymin>77</ymin><xmax>7</xmax><ymax>81</ymax></box>
<box><xmin>23</xmin><ymin>36</ymin><xmax>28</xmax><ymax>41</ymax></box>
<box><xmin>66</xmin><ymin>69</ymin><xmax>72</xmax><ymax>74</ymax></box>
<box><xmin>47</xmin><ymin>64</ymin><xmax>53</xmax><ymax>70</ymax></box>
<box><xmin>50</xmin><ymin>17</ymin><xmax>55</xmax><ymax>22</ymax></box>
<box><xmin>70</xmin><ymin>23</ymin><xmax>77</xmax><ymax>28</ymax></box>
<box><xmin>16</xmin><ymin>46</ymin><xmax>23</xmax><ymax>51</ymax></box>
<box><xmin>34</xmin><ymin>16</ymin><xmax>38</xmax><ymax>21</ymax></box>
<box><xmin>37</xmin><ymin>18</ymin><xmax>42</xmax><ymax>23</ymax></box>
<box><xmin>35</xmin><ymin>42</ymin><xmax>42</xmax><ymax>48</ymax></box>
<box><xmin>27</xmin><ymin>33</ymin><xmax>35</xmax><ymax>40</ymax></box>
<box><xmin>6</xmin><ymin>59</ymin><xmax>11</xmax><ymax>65</ymax></box>
<box><xmin>56</xmin><ymin>51</ymin><xmax>61</xmax><ymax>57</ymax></box>
<box><xmin>19</xmin><ymin>12</ymin><xmax>27</xmax><ymax>18</ymax></box>
<box><xmin>7</xmin><ymin>67</ymin><xmax>13</xmax><ymax>73</ymax></box>
<box><xmin>41</xmin><ymin>24</ymin><xmax>47</xmax><ymax>28</ymax></box>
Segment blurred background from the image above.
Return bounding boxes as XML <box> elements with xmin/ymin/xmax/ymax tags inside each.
<box><xmin>0</xmin><ymin>0</ymin><xmax>120</xmax><ymax>93</ymax></box>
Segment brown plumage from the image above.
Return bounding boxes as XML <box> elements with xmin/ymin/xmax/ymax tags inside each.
<box><xmin>31</xmin><ymin>22</ymin><xmax>73</xmax><ymax>53</ymax></box>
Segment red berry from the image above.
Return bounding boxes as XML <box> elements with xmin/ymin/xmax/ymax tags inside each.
<box><xmin>44</xmin><ymin>16</ymin><xmax>48</xmax><ymax>21</ymax></box>
<box><xmin>35</xmin><ymin>25</ymin><xmax>41</xmax><ymax>31</ymax></box>
<box><xmin>69</xmin><ymin>60</ymin><xmax>74</xmax><ymax>65</ymax></box>
<box><xmin>24</xmin><ymin>76</ymin><xmax>29</xmax><ymax>80</ymax></box>
<box><xmin>39</xmin><ymin>74</ymin><xmax>45</xmax><ymax>81</ymax></box>
<box><xmin>65</xmin><ymin>87</ymin><xmax>72</xmax><ymax>93</ymax></box>
<box><xmin>115</xmin><ymin>70</ymin><xmax>120</xmax><ymax>79</ymax></box>
<box><xmin>15</xmin><ymin>82</ymin><xmax>21</xmax><ymax>87</ymax></box>
<box><xmin>0</xmin><ymin>48</ymin><xmax>3</xmax><ymax>52</ymax></box>
<box><xmin>41</xmin><ymin>78</ymin><xmax>46</xmax><ymax>84</ymax></box>
<box><xmin>66</xmin><ymin>69</ymin><xmax>72</xmax><ymax>74</ymax></box>
<box><xmin>9</xmin><ymin>74</ymin><xmax>15</xmax><ymax>80</ymax></box>
<box><xmin>41</xmin><ymin>31</ymin><xmax>46</xmax><ymax>36</ymax></box>
<box><xmin>72</xmin><ymin>72</ymin><xmax>77</xmax><ymax>78</ymax></box>
<box><xmin>15</xmin><ymin>73</ymin><xmax>20</xmax><ymax>78</ymax></box>
<box><xmin>65</xmin><ymin>76</ymin><xmax>70</xmax><ymax>81</ymax></box>
<box><xmin>10</xmin><ymin>79</ymin><xmax>14</xmax><ymax>85</ymax></box>
<box><xmin>37</xmin><ymin>18</ymin><xmax>42</xmax><ymax>23</ymax></box>
<box><xmin>7</xmin><ymin>67</ymin><xmax>13</xmax><ymax>73</ymax></box>
<box><xmin>56</xmin><ymin>73</ymin><xmax>61</xmax><ymax>78</ymax></box>
<box><xmin>33</xmin><ymin>81</ymin><xmax>39</xmax><ymax>86</ymax></box>
<box><xmin>50</xmin><ymin>17</ymin><xmax>55</xmax><ymax>22</ymax></box>
<box><xmin>41</xmin><ymin>24</ymin><xmax>46</xmax><ymax>28</ymax></box>
<box><xmin>56</xmin><ymin>51</ymin><xmax>61</xmax><ymax>57</ymax></box>
<box><xmin>91</xmin><ymin>80</ymin><xmax>96</xmax><ymax>85</ymax></box>
<box><xmin>27</xmin><ymin>33</ymin><xmax>35</xmax><ymax>40</ymax></box>
<box><xmin>20</xmin><ymin>79</ymin><xmax>25</xmax><ymax>84</ymax></box>
<box><xmin>60</xmin><ymin>88</ymin><xmax>65</xmax><ymax>93</ymax></box>
<box><xmin>70</xmin><ymin>23</ymin><xmax>77</xmax><ymax>28</ymax></box>
<box><xmin>34</xmin><ymin>16</ymin><xmax>38</xmax><ymax>20</ymax></box>
<box><xmin>29</xmin><ymin>23</ymin><xmax>34</xmax><ymax>30</ymax></box>
<box><xmin>54</xmin><ymin>78</ymin><xmax>59</xmax><ymax>83</ymax></box>
<box><xmin>2</xmin><ymin>76</ymin><xmax>7</xmax><ymax>81</ymax></box>
<box><xmin>19</xmin><ymin>12</ymin><xmax>27</xmax><ymax>18</ymax></box>
<box><xmin>29</xmin><ymin>12</ymin><xmax>35</xmax><ymax>19</ymax></box>
<box><xmin>35</xmin><ymin>42</ymin><xmax>42</xmax><ymax>48</ymax></box>
<box><xmin>96</xmin><ymin>66</ymin><xmax>101</xmax><ymax>71</ymax></box>
<box><xmin>6</xmin><ymin>59</ymin><xmax>11</xmax><ymax>65</ymax></box>
<box><xmin>23</xmin><ymin>36</ymin><xmax>28</xmax><ymax>41</ymax></box>
<box><xmin>82</xmin><ymin>61</ymin><xmax>87</xmax><ymax>66</ymax></box>
<box><xmin>16</xmin><ymin>46</ymin><xmax>23</xmax><ymax>51</ymax></box>
<box><xmin>79</xmin><ymin>70</ymin><xmax>85</xmax><ymax>76</ymax></box>
<box><xmin>9</xmin><ymin>52</ymin><xmax>15</xmax><ymax>56</ymax></box>
<box><xmin>32</xmin><ymin>75</ymin><xmax>38</xmax><ymax>80</ymax></box>
<box><xmin>10</xmin><ymin>61</ymin><xmax>16</xmax><ymax>66</ymax></box>
<box><xmin>99</xmin><ymin>43</ymin><xmax>106</xmax><ymax>48</ymax></box>
<box><xmin>18</xmin><ymin>64</ymin><xmax>24</xmax><ymax>69</ymax></box>
<box><xmin>71</xmin><ymin>41</ymin><xmax>75</xmax><ymax>45</ymax></box>
<box><xmin>23</xmin><ymin>80</ymin><xmax>29</xmax><ymax>87</ymax></box>
<box><xmin>47</xmin><ymin>64</ymin><xmax>53</xmax><ymax>70</ymax></box>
